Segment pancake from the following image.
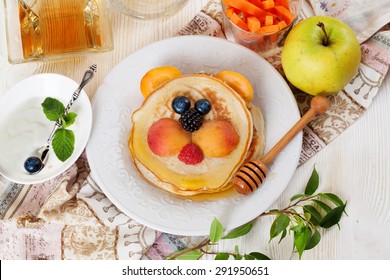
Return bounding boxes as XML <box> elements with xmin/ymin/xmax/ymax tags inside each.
<box><xmin>128</xmin><ymin>73</ymin><xmax>265</xmax><ymax>196</ymax></box>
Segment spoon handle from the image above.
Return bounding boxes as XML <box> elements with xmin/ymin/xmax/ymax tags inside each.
<box><xmin>63</xmin><ymin>64</ymin><xmax>97</xmax><ymax>116</ymax></box>
<box><xmin>45</xmin><ymin>64</ymin><xmax>97</xmax><ymax>144</ymax></box>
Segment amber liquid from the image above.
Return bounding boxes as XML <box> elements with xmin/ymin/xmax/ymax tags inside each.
<box><xmin>18</xmin><ymin>0</ymin><xmax>103</xmax><ymax>59</ymax></box>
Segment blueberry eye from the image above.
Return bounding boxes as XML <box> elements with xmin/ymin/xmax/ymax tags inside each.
<box><xmin>172</xmin><ymin>96</ymin><xmax>191</xmax><ymax>114</ymax></box>
<box><xmin>194</xmin><ymin>99</ymin><xmax>211</xmax><ymax>115</ymax></box>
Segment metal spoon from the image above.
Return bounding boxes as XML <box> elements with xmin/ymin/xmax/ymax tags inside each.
<box><xmin>24</xmin><ymin>64</ymin><xmax>97</xmax><ymax>174</ymax></box>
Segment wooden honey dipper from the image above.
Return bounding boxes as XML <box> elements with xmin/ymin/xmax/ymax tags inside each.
<box><xmin>233</xmin><ymin>95</ymin><xmax>330</xmax><ymax>195</ymax></box>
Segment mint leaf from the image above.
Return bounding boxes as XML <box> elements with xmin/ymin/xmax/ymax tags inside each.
<box><xmin>210</xmin><ymin>217</ymin><xmax>224</xmax><ymax>243</ymax></box>
<box><xmin>42</xmin><ymin>97</ymin><xmax>65</xmax><ymax>121</ymax></box>
<box><xmin>62</xmin><ymin>112</ymin><xmax>77</xmax><ymax>128</ymax></box>
<box><xmin>52</xmin><ymin>128</ymin><xmax>75</xmax><ymax>162</ymax></box>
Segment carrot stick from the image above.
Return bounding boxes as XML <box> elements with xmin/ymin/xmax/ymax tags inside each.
<box><xmin>277</xmin><ymin>20</ymin><xmax>287</xmax><ymax>29</ymax></box>
<box><xmin>224</xmin><ymin>0</ymin><xmax>269</xmax><ymax>18</ymax></box>
<box><xmin>274</xmin><ymin>0</ymin><xmax>291</xmax><ymax>10</ymax></box>
<box><xmin>273</xmin><ymin>5</ymin><xmax>295</xmax><ymax>24</ymax></box>
<box><xmin>225</xmin><ymin>7</ymin><xmax>236</xmax><ymax>18</ymax></box>
<box><xmin>247</xmin><ymin>16</ymin><xmax>261</xmax><ymax>32</ymax></box>
<box><xmin>230</xmin><ymin>12</ymin><xmax>249</xmax><ymax>31</ymax></box>
<box><xmin>256</xmin><ymin>24</ymin><xmax>279</xmax><ymax>34</ymax></box>
<box><xmin>264</xmin><ymin>15</ymin><xmax>274</xmax><ymax>26</ymax></box>
<box><xmin>259</xmin><ymin>0</ymin><xmax>275</xmax><ymax>10</ymax></box>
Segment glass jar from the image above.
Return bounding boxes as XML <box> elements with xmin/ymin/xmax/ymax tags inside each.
<box><xmin>4</xmin><ymin>0</ymin><xmax>113</xmax><ymax>63</ymax></box>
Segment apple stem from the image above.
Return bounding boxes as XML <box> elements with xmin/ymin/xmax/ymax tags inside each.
<box><xmin>317</xmin><ymin>22</ymin><xmax>329</xmax><ymax>46</ymax></box>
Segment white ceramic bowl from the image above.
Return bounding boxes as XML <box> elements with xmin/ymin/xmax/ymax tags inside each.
<box><xmin>0</xmin><ymin>73</ymin><xmax>92</xmax><ymax>184</ymax></box>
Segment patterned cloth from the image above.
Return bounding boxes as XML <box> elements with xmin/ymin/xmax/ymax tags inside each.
<box><xmin>1</xmin><ymin>0</ymin><xmax>390</xmax><ymax>260</ymax></box>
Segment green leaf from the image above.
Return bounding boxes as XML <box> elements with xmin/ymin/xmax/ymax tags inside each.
<box><xmin>175</xmin><ymin>249</ymin><xmax>202</xmax><ymax>260</ymax></box>
<box><xmin>270</xmin><ymin>213</ymin><xmax>290</xmax><ymax>241</ymax></box>
<box><xmin>214</xmin><ymin>253</ymin><xmax>230</xmax><ymax>260</ymax></box>
<box><xmin>278</xmin><ymin>229</ymin><xmax>287</xmax><ymax>244</ymax></box>
<box><xmin>234</xmin><ymin>255</ymin><xmax>243</xmax><ymax>260</ymax></box>
<box><xmin>52</xmin><ymin>128</ymin><xmax>75</xmax><ymax>162</ymax></box>
<box><xmin>294</xmin><ymin>226</ymin><xmax>311</xmax><ymax>259</ymax></box>
<box><xmin>311</xmin><ymin>199</ymin><xmax>332</xmax><ymax>213</ymax></box>
<box><xmin>42</xmin><ymin>97</ymin><xmax>65</xmax><ymax>121</ymax></box>
<box><xmin>244</xmin><ymin>254</ymin><xmax>255</xmax><ymax>260</ymax></box>
<box><xmin>305</xmin><ymin>230</ymin><xmax>321</xmax><ymax>250</ymax></box>
<box><xmin>62</xmin><ymin>112</ymin><xmax>77</xmax><ymax>128</ymax></box>
<box><xmin>209</xmin><ymin>217</ymin><xmax>224</xmax><ymax>243</ymax></box>
<box><xmin>249</xmin><ymin>252</ymin><xmax>271</xmax><ymax>260</ymax></box>
<box><xmin>303</xmin><ymin>205</ymin><xmax>322</xmax><ymax>226</ymax></box>
<box><xmin>305</xmin><ymin>166</ymin><xmax>319</xmax><ymax>195</ymax></box>
<box><xmin>234</xmin><ymin>245</ymin><xmax>240</xmax><ymax>254</ymax></box>
<box><xmin>319</xmin><ymin>203</ymin><xmax>346</xmax><ymax>229</ymax></box>
<box><xmin>290</xmin><ymin>194</ymin><xmax>305</xmax><ymax>202</ymax></box>
<box><xmin>318</xmin><ymin>193</ymin><xmax>344</xmax><ymax>207</ymax></box>
<box><xmin>222</xmin><ymin>222</ymin><xmax>252</xmax><ymax>239</ymax></box>
<box><xmin>290</xmin><ymin>223</ymin><xmax>303</xmax><ymax>232</ymax></box>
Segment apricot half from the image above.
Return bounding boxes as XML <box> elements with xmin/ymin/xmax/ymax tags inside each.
<box><xmin>215</xmin><ymin>70</ymin><xmax>254</xmax><ymax>104</ymax></box>
<box><xmin>147</xmin><ymin>118</ymin><xmax>191</xmax><ymax>157</ymax></box>
<box><xmin>192</xmin><ymin>120</ymin><xmax>240</xmax><ymax>158</ymax></box>
<box><xmin>140</xmin><ymin>66</ymin><xmax>182</xmax><ymax>98</ymax></box>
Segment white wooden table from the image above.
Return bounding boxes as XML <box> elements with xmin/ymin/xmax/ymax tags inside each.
<box><xmin>1</xmin><ymin>0</ymin><xmax>389</xmax><ymax>260</ymax></box>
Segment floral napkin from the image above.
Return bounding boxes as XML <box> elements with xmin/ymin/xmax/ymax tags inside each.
<box><xmin>1</xmin><ymin>0</ymin><xmax>390</xmax><ymax>260</ymax></box>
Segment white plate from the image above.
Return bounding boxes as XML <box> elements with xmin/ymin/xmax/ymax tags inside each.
<box><xmin>86</xmin><ymin>36</ymin><xmax>301</xmax><ymax>236</ymax></box>
<box><xmin>0</xmin><ymin>74</ymin><xmax>92</xmax><ymax>184</ymax></box>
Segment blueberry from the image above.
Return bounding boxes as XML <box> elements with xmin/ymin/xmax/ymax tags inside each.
<box><xmin>194</xmin><ymin>99</ymin><xmax>211</xmax><ymax>115</ymax></box>
<box><xmin>24</xmin><ymin>156</ymin><xmax>43</xmax><ymax>174</ymax></box>
<box><xmin>172</xmin><ymin>96</ymin><xmax>191</xmax><ymax>114</ymax></box>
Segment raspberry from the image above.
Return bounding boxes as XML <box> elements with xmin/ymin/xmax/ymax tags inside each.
<box><xmin>178</xmin><ymin>143</ymin><xmax>204</xmax><ymax>165</ymax></box>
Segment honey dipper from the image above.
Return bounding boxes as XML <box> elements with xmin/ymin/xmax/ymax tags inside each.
<box><xmin>233</xmin><ymin>95</ymin><xmax>330</xmax><ymax>195</ymax></box>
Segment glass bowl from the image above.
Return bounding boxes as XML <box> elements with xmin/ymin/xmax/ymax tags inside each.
<box><xmin>221</xmin><ymin>0</ymin><xmax>302</xmax><ymax>57</ymax></box>
<box><xmin>110</xmin><ymin>0</ymin><xmax>189</xmax><ymax>20</ymax></box>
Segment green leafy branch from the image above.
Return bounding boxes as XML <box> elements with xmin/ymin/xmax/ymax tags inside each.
<box><xmin>169</xmin><ymin>166</ymin><xmax>347</xmax><ymax>260</ymax></box>
<box><xmin>41</xmin><ymin>97</ymin><xmax>77</xmax><ymax>162</ymax></box>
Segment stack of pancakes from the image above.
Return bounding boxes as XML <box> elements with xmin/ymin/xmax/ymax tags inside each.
<box><xmin>128</xmin><ymin>74</ymin><xmax>265</xmax><ymax>196</ymax></box>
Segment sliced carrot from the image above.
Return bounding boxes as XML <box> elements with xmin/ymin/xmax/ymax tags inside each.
<box><xmin>225</xmin><ymin>7</ymin><xmax>236</xmax><ymax>18</ymax></box>
<box><xmin>264</xmin><ymin>15</ymin><xmax>274</xmax><ymax>26</ymax></box>
<box><xmin>248</xmin><ymin>0</ymin><xmax>263</xmax><ymax>7</ymax></box>
<box><xmin>256</xmin><ymin>24</ymin><xmax>279</xmax><ymax>34</ymax></box>
<box><xmin>247</xmin><ymin>16</ymin><xmax>261</xmax><ymax>33</ymax></box>
<box><xmin>224</xmin><ymin>0</ymin><xmax>295</xmax><ymax>35</ymax></box>
<box><xmin>274</xmin><ymin>0</ymin><xmax>290</xmax><ymax>10</ymax></box>
<box><xmin>273</xmin><ymin>5</ymin><xmax>295</xmax><ymax>24</ymax></box>
<box><xmin>277</xmin><ymin>20</ymin><xmax>287</xmax><ymax>30</ymax></box>
<box><xmin>223</xmin><ymin>0</ymin><xmax>269</xmax><ymax>18</ymax></box>
<box><xmin>230</xmin><ymin>12</ymin><xmax>249</xmax><ymax>31</ymax></box>
<box><xmin>259</xmin><ymin>0</ymin><xmax>275</xmax><ymax>10</ymax></box>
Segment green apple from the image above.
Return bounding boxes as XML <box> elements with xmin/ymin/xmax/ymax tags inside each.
<box><xmin>281</xmin><ymin>16</ymin><xmax>361</xmax><ymax>96</ymax></box>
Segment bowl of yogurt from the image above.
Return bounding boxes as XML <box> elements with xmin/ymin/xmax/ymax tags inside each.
<box><xmin>0</xmin><ymin>73</ymin><xmax>92</xmax><ymax>184</ymax></box>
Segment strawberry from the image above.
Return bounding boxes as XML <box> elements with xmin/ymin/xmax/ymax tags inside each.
<box><xmin>178</xmin><ymin>143</ymin><xmax>204</xmax><ymax>165</ymax></box>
